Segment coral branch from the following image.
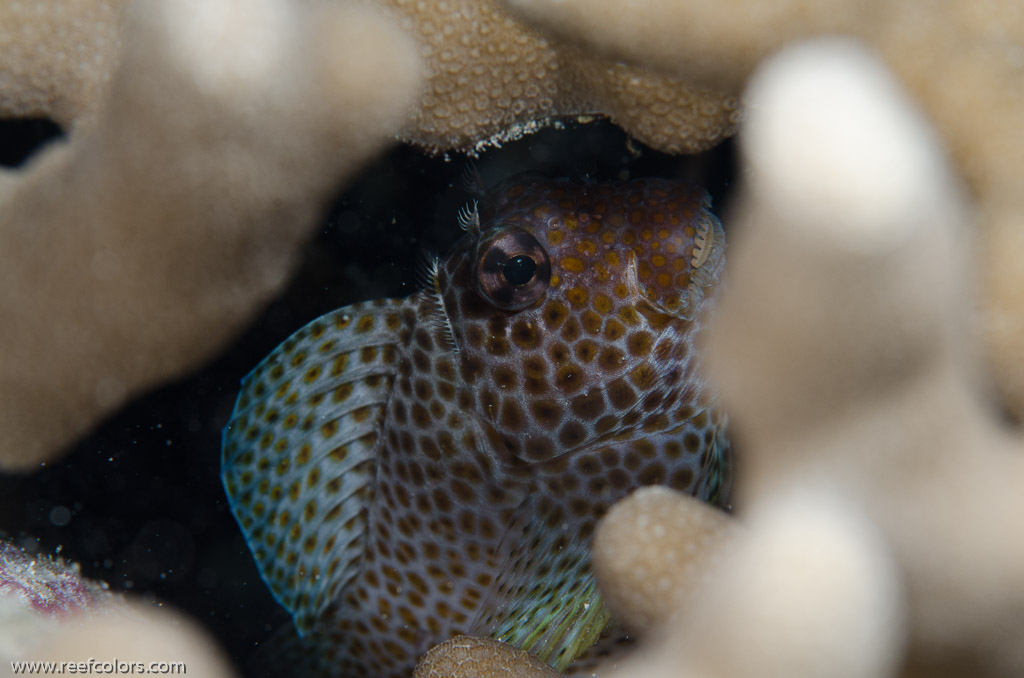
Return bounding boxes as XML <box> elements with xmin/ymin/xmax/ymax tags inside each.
<box><xmin>0</xmin><ymin>0</ymin><xmax>420</xmax><ymax>470</ymax></box>
<box><xmin>0</xmin><ymin>0</ymin><xmax>124</xmax><ymax>131</ymax></box>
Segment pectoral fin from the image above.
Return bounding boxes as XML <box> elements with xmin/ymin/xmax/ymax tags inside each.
<box><xmin>222</xmin><ymin>298</ymin><xmax>412</xmax><ymax>634</ymax></box>
<box><xmin>471</xmin><ymin>497</ymin><xmax>611</xmax><ymax>671</ymax></box>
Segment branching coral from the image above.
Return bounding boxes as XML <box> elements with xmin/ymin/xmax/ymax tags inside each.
<box><xmin>702</xmin><ymin>39</ymin><xmax>1024</xmax><ymax>677</ymax></box>
<box><xmin>414</xmin><ymin>636</ymin><xmax>561</xmax><ymax>678</ymax></box>
<box><xmin>590</xmin><ymin>487</ymin><xmax>735</xmax><ymax>638</ymax></box>
<box><xmin>377</xmin><ymin>0</ymin><xmax>740</xmax><ymax>153</ymax></box>
<box><xmin>0</xmin><ymin>0</ymin><xmax>421</xmax><ymax>470</ymax></box>
<box><xmin>0</xmin><ymin>0</ymin><xmax>123</xmax><ymax>131</ymax></box>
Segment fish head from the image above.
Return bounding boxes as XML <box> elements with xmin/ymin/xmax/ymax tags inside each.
<box><xmin>436</xmin><ymin>174</ymin><xmax>727</xmax><ymax>463</ymax></box>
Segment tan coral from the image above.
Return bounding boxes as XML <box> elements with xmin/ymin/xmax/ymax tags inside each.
<box><xmin>591</xmin><ymin>486</ymin><xmax>735</xmax><ymax>637</ymax></box>
<box><xmin>698</xmin><ymin>39</ymin><xmax>1024</xmax><ymax>678</ymax></box>
<box><xmin>606</xmin><ymin>490</ymin><xmax>904</xmax><ymax>678</ymax></box>
<box><xmin>413</xmin><ymin>635</ymin><xmax>560</xmax><ymax>678</ymax></box>
<box><xmin>0</xmin><ymin>0</ymin><xmax>421</xmax><ymax>470</ymax></box>
<box><xmin>21</xmin><ymin>602</ymin><xmax>238</xmax><ymax>678</ymax></box>
<box><xmin>379</xmin><ymin>0</ymin><xmax>740</xmax><ymax>154</ymax></box>
<box><xmin>0</xmin><ymin>0</ymin><xmax>125</xmax><ymax>131</ymax></box>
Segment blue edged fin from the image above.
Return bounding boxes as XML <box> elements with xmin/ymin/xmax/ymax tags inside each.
<box><xmin>222</xmin><ymin>298</ymin><xmax>410</xmax><ymax>634</ymax></box>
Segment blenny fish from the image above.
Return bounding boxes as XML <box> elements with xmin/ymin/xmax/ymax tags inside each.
<box><xmin>221</xmin><ymin>173</ymin><xmax>731</xmax><ymax>676</ymax></box>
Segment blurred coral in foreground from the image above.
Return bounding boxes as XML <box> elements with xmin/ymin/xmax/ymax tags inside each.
<box><xmin>0</xmin><ymin>541</ymin><xmax>235</xmax><ymax>677</ymax></box>
<box><xmin>0</xmin><ymin>0</ymin><xmax>421</xmax><ymax>470</ymax></box>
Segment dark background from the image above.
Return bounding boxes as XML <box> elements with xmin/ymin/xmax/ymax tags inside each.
<box><xmin>0</xmin><ymin>116</ymin><xmax>736</xmax><ymax>674</ymax></box>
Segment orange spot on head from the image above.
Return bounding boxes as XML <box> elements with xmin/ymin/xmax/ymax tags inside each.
<box><xmin>601</xmin><ymin>230</ymin><xmax>616</xmax><ymax>244</ymax></box>
<box><xmin>561</xmin><ymin>257</ymin><xmax>584</xmax><ymax>273</ymax></box>
<box><xmin>567</xmin><ymin>286</ymin><xmax>589</xmax><ymax>307</ymax></box>
<box><xmin>576</xmin><ymin>239</ymin><xmax>596</xmax><ymax>256</ymax></box>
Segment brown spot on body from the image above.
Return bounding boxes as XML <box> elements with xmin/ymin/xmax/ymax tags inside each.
<box><xmin>582</xmin><ymin>311</ymin><xmax>603</xmax><ymax>335</ymax></box>
<box><xmin>485</xmin><ymin>334</ymin><xmax>509</xmax><ymax>356</ymax></box>
<box><xmin>558</xmin><ymin>421</ymin><xmax>587</xmax><ymax>447</ymax></box>
<box><xmin>524</xmin><ymin>437</ymin><xmax>555</xmax><ymax>460</ymax></box>
<box><xmin>414</xmin><ymin>379</ymin><xmax>433</xmax><ymax>400</ymax></box>
<box><xmin>555</xmin><ymin>365</ymin><xmax>585</xmax><ymax>393</ymax></box>
<box><xmin>437</xmin><ymin>381</ymin><xmax>455</xmax><ymax>401</ymax></box>
<box><xmin>560</xmin><ymin>317</ymin><xmax>582</xmax><ymax>342</ymax></box>
<box><xmin>529</xmin><ymin>400</ymin><xmax>563</xmax><ymax>429</ymax></box>
<box><xmin>598</xmin><ymin>346</ymin><xmax>625</xmax><ymax>372</ymax></box>
<box><xmin>570</xmin><ymin>389</ymin><xmax>605</xmax><ymax>420</ymax></box>
<box><xmin>411</xmin><ymin>403</ymin><xmax>431</xmax><ymax>428</ymax></box>
<box><xmin>356</xmin><ymin>315</ymin><xmax>375</xmax><ymax>333</ymax></box>
<box><xmin>566</xmin><ymin>286</ymin><xmax>589</xmax><ymax>307</ymax></box>
<box><xmin>511</xmin><ymin>320</ymin><xmax>541</xmax><ymax>349</ymax></box>
<box><xmin>627</xmin><ymin>331</ymin><xmax>654</xmax><ymax>357</ymax></box>
<box><xmin>500</xmin><ymin>399</ymin><xmax>526</xmax><ymax>431</ymax></box>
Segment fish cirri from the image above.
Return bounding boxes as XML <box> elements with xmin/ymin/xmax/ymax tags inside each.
<box><xmin>222</xmin><ymin>174</ymin><xmax>732</xmax><ymax>676</ymax></box>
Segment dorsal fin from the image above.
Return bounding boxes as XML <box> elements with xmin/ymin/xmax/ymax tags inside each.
<box><xmin>222</xmin><ymin>297</ymin><xmax>412</xmax><ymax>634</ymax></box>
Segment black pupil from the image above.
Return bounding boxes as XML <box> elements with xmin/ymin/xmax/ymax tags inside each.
<box><xmin>502</xmin><ymin>255</ymin><xmax>536</xmax><ymax>286</ymax></box>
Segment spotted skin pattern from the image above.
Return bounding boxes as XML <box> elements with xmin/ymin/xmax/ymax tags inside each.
<box><xmin>222</xmin><ymin>174</ymin><xmax>730</xmax><ymax>677</ymax></box>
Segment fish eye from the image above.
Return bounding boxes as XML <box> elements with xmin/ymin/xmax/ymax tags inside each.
<box><xmin>502</xmin><ymin>255</ymin><xmax>537</xmax><ymax>286</ymax></box>
<box><xmin>475</xmin><ymin>227</ymin><xmax>551</xmax><ymax>311</ymax></box>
